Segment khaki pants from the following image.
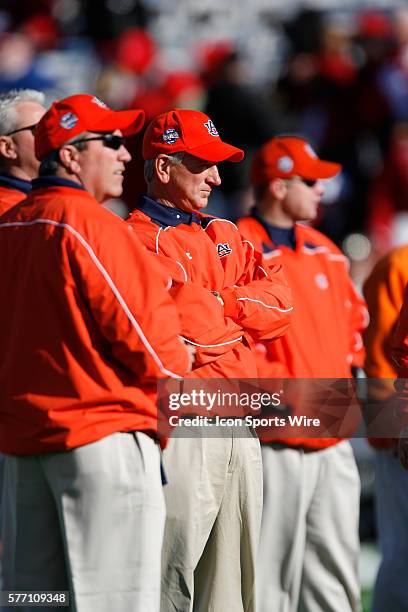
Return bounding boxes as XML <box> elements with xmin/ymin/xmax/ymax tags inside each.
<box><xmin>257</xmin><ymin>441</ymin><xmax>361</xmax><ymax>612</ymax></box>
<box><xmin>1</xmin><ymin>432</ymin><xmax>165</xmax><ymax>612</ymax></box>
<box><xmin>161</xmin><ymin>426</ymin><xmax>263</xmax><ymax>612</ymax></box>
<box><xmin>372</xmin><ymin>448</ymin><xmax>408</xmax><ymax>612</ymax></box>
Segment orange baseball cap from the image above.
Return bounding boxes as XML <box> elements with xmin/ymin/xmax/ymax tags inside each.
<box><xmin>250</xmin><ymin>136</ymin><xmax>341</xmax><ymax>186</ymax></box>
<box><xmin>142</xmin><ymin>109</ymin><xmax>244</xmax><ymax>162</ymax></box>
<box><xmin>35</xmin><ymin>94</ymin><xmax>145</xmax><ymax>160</ymax></box>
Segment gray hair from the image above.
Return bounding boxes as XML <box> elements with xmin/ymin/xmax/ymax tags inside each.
<box><xmin>0</xmin><ymin>89</ymin><xmax>45</xmax><ymax>135</ymax></box>
<box><xmin>144</xmin><ymin>152</ymin><xmax>185</xmax><ymax>183</ymax></box>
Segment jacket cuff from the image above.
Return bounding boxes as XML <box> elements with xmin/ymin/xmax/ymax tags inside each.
<box><xmin>220</xmin><ymin>288</ymin><xmax>239</xmax><ymax>318</ymax></box>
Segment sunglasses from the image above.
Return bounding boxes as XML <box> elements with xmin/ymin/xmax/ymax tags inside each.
<box><xmin>70</xmin><ymin>133</ymin><xmax>125</xmax><ymax>150</ymax></box>
<box><xmin>6</xmin><ymin>123</ymin><xmax>37</xmax><ymax>136</ymax></box>
<box><xmin>288</xmin><ymin>177</ymin><xmax>318</xmax><ymax>188</ymax></box>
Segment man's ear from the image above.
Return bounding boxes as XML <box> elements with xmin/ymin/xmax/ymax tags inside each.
<box><xmin>59</xmin><ymin>145</ymin><xmax>81</xmax><ymax>174</ymax></box>
<box><xmin>0</xmin><ymin>136</ymin><xmax>17</xmax><ymax>161</ymax></box>
<box><xmin>269</xmin><ymin>178</ymin><xmax>287</xmax><ymax>201</ymax></box>
<box><xmin>155</xmin><ymin>155</ymin><xmax>172</xmax><ymax>184</ymax></box>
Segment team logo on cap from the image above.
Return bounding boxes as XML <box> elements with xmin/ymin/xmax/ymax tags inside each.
<box><xmin>217</xmin><ymin>242</ymin><xmax>232</xmax><ymax>257</ymax></box>
<box><xmin>60</xmin><ymin>112</ymin><xmax>78</xmax><ymax>130</ymax></box>
<box><xmin>92</xmin><ymin>96</ymin><xmax>108</xmax><ymax>109</ymax></box>
<box><xmin>163</xmin><ymin>128</ymin><xmax>180</xmax><ymax>145</ymax></box>
<box><xmin>204</xmin><ymin>120</ymin><xmax>219</xmax><ymax>137</ymax></box>
<box><xmin>305</xmin><ymin>143</ymin><xmax>317</xmax><ymax>158</ymax></box>
<box><xmin>277</xmin><ymin>156</ymin><xmax>294</xmax><ymax>173</ymax></box>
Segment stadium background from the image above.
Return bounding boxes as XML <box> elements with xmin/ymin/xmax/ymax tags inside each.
<box><xmin>3</xmin><ymin>0</ymin><xmax>408</xmax><ymax>608</ymax></box>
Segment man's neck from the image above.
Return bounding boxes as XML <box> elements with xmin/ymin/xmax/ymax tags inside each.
<box><xmin>256</xmin><ymin>198</ymin><xmax>294</xmax><ymax>229</ymax></box>
<box><xmin>1</xmin><ymin>167</ymin><xmax>33</xmax><ymax>182</ymax></box>
<box><xmin>155</xmin><ymin>197</ymin><xmax>177</xmax><ymax>209</ymax></box>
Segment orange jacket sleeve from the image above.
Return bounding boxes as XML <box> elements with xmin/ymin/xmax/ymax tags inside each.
<box><xmin>219</xmin><ymin>240</ymin><xmax>293</xmax><ymax>341</ymax></box>
<box><xmin>68</xmin><ymin>217</ymin><xmax>190</xmax><ymax>381</ymax></box>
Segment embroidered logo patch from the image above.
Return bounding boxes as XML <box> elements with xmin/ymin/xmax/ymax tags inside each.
<box><xmin>277</xmin><ymin>156</ymin><xmax>294</xmax><ymax>173</ymax></box>
<box><xmin>60</xmin><ymin>112</ymin><xmax>78</xmax><ymax>130</ymax></box>
<box><xmin>315</xmin><ymin>273</ymin><xmax>329</xmax><ymax>290</ymax></box>
<box><xmin>217</xmin><ymin>242</ymin><xmax>232</xmax><ymax>257</ymax></box>
<box><xmin>92</xmin><ymin>96</ymin><xmax>108</xmax><ymax>108</ymax></box>
<box><xmin>163</xmin><ymin>128</ymin><xmax>180</xmax><ymax>144</ymax></box>
<box><xmin>204</xmin><ymin>119</ymin><xmax>219</xmax><ymax>137</ymax></box>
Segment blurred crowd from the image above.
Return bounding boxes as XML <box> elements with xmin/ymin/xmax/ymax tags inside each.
<box><xmin>2</xmin><ymin>1</ymin><xmax>408</xmax><ymax>266</ymax></box>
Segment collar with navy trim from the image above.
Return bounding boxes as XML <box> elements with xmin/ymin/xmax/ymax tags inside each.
<box><xmin>251</xmin><ymin>207</ymin><xmax>296</xmax><ymax>250</ymax></box>
<box><xmin>31</xmin><ymin>176</ymin><xmax>86</xmax><ymax>191</ymax></box>
<box><xmin>0</xmin><ymin>173</ymin><xmax>32</xmax><ymax>195</ymax></box>
<box><xmin>137</xmin><ymin>195</ymin><xmax>203</xmax><ymax>228</ymax></box>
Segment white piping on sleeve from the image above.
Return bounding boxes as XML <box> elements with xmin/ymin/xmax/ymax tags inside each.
<box><xmin>204</xmin><ymin>218</ymin><xmax>238</xmax><ymax>230</ymax></box>
<box><xmin>179</xmin><ymin>335</ymin><xmax>243</xmax><ymax>348</ymax></box>
<box><xmin>237</xmin><ymin>297</ymin><xmax>293</xmax><ymax>312</ymax></box>
<box><xmin>328</xmin><ymin>253</ymin><xmax>348</xmax><ymax>263</ymax></box>
<box><xmin>353</xmin><ymin>332</ymin><xmax>363</xmax><ymax>353</ymax></box>
<box><xmin>263</xmin><ymin>249</ymin><xmax>282</xmax><ymax>259</ymax></box>
<box><xmin>301</xmin><ymin>246</ymin><xmax>330</xmax><ymax>255</ymax></box>
<box><xmin>175</xmin><ymin>260</ymin><xmax>188</xmax><ymax>282</ymax></box>
<box><xmin>0</xmin><ymin>219</ymin><xmax>183</xmax><ymax>379</ymax></box>
<box><xmin>242</xmin><ymin>239</ymin><xmax>255</xmax><ymax>251</ymax></box>
<box><xmin>155</xmin><ymin>227</ymin><xmax>163</xmax><ymax>254</ymax></box>
<box><xmin>257</xmin><ymin>266</ymin><xmax>268</xmax><ymax>277</ymax></box>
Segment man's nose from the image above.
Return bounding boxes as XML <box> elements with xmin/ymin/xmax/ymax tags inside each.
<box><xmin>208</xmin><ymin>165</ymin><xmax>221</xmax><ymax>186</ymax></box>
<box><xmin>119</xmin><ymin>145</ymin><xmax>132</xmax><ymax>163</ymax></box>
<box><xmin>315</xmin><ymin>180</ymin><xmax>325</xmax><ymax>196</ymax></box>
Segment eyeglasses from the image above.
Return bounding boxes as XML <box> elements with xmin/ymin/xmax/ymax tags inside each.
<box><xmin>286</xmin><ymin>176</ymin><xmax>318</xmax><ymax>188</ymax></box>
<box><xmin>301</xmin><ymin>178</ymin><xmax>318</xmax><ymax>187</ymax></box>
<box><xmin>5</xmin><ymin>124</ymin><xmax>37</xmax><ymax>136</ymax></box>
<box><xmin>70</xmin><ymin>133</ymin><xmax>125</xmax><ymax>150</ymax></box>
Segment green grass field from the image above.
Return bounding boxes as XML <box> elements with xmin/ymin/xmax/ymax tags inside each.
<box><xmin>362</xmin><ymin>588</ymin><xmax>372</xmax><ymax>612</ymax></box>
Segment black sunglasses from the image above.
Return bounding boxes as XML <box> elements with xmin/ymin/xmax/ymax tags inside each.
<box><xmin>301</xmin><ymin>178</ymin><xmax>318</xmax><ymax>187</ymax></box>
<box><xmin>70</xmin><ymin>133</ymin><xmax>125</xmax><ymax>150</ymax></box>
<box><xmin>289</xmin><ymin>177</ymin><xmax>318</xmax><ymax>188</ymax></box>
<box><xmin>6</xmin><ymin>123</ymin><xmax>37</xmax><ymax>136</ymax></box>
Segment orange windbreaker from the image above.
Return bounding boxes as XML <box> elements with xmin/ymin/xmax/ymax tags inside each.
<box><xmin>0</xmin><ymin>175</ymin><xmax>31</xmax><ymax>215</ymax></box>
<box><xmin>237</xmin><ymin>213</ymin><xmax>368</xmax><ymax>449</ymax></box>
<box><xmin>0</xmin><ymin>180</ymin><xmax>190</xmax><ymax>455</ymax></box>
<box><xmin>363</xmin><ymin>246</ymin><xmax>408</xmax><ymax>448</ymax></box>
<box><xmin>127</xmin><ymin>196</ymin><xmax>293</xmax><ymax>381</ymax></box>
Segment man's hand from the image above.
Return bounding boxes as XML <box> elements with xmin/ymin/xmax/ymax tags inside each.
<box><xmin>179</xmin><ymin>339</ymin><xmax>196</xmax><ymax>373</ymax></box>
<box><xmin>211</xmin><ymin>291</ymin><xmax>224</xmax><ymax>307</ymax></box>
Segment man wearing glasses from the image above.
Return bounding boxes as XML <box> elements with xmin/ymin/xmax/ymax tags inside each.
<box><xmin>237</xmin><ymin>136</ymin><xmax>367</xmax><ymax>612</ymax></box>
<box><xmin>0</xmin><ymin>89</ymin><xmax>46</xmax><ymax>214</ymax></box>
<box><xmin>0</xmin><ymin>94</ymin><xmax>191</xmax><ymax>612</ymax></box>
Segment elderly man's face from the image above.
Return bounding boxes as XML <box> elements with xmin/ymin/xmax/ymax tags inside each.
<box><xmin>166</xmin><ymin>153</ymin><xmax>221</xmax><ymax>213</ymax></box>
<box><xmin>7</xmin><ymin>101</ymin><xmax>46</xmax><ymax>179</ymax></box>
<box><xmin>73</xmin><ymin>131</ymin><xmax>131</xmax><ymax>203</ymax></box>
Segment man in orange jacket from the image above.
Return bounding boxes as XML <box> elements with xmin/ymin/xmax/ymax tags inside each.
<box><xmin>0</xmin><ymin>89</ymin><xmax>46</xmax><ymax>214</ymax></box>
<box><xmin>0</xmin><ymin>94</ymin><xmax>191</xmax><ymax>612</ymax></box>
<box><xmin>363</xmin><ymin>245</ymin><xmax>408</xmax><ymax>612</ymax></box>
<box><xmin>127</xmin><ymin>109</ymin><xmax>293</xmax><ymax>612</ymax></box>
<box><xmin>0</xmin><ymin>89</ymin><xmax>46</xmax><ymax>563</ymax></box>
<box><xmin>237</xmin><ymin>136</ymin><xmax>367</xmax><ymax>612</ymax></box>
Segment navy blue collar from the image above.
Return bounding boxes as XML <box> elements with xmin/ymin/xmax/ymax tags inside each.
<box><xmin>137</xmin><ymin>195</ymin><xmax>203</xmax><ymax>228</ymax></box>
<box><xmin>0</xmin><ymin>174</ymin><xmax>32</xmax><ymax>194</ymax></box>
<box><xmin>251</xmin><ymin>207</ymin><xmax>296</xmax><ymax>250</ymax></box>
<box><xmin>32</xmin><ymin>176</ymin><xmax>86</xmax><ymax>191</ymax></box>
